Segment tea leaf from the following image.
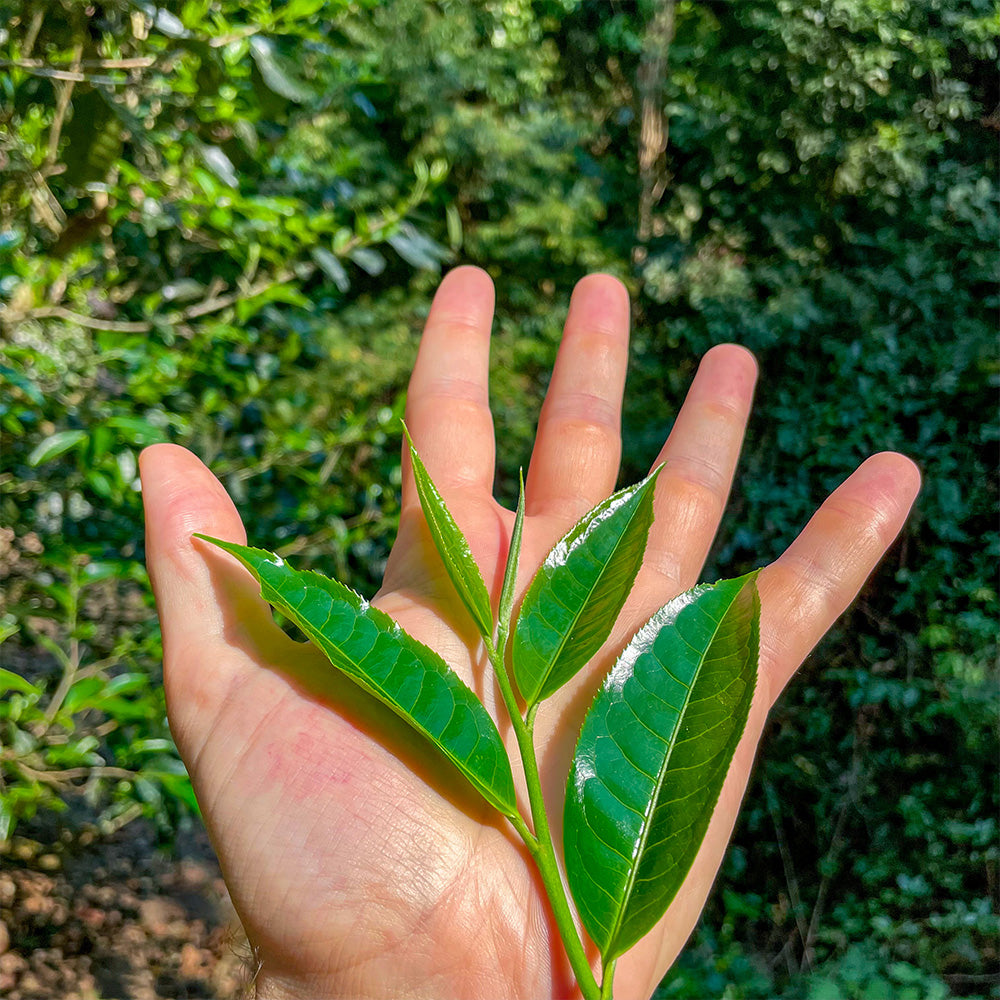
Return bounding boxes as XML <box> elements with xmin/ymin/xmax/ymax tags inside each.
<box><xmin>564</xmin><ymin>573</ymin><xmax>760</xmax><ymax>960</ymax></box>
<box><xmin>497</xmin><ymin>470</ymin><xmax>525</xmax><ymax>641</ymax></box>
<box><xmin>196</xmin><ymin>535</ymin><xmax>517</xmax><ymax>817</ymax></box>
<box><xmin>512</xmin><ymin>469</ymin><xmax>661</xmax><ymax>707</ymax></box>
<box><xmin>405</xmin><ymin>427</ymin><xmax>495</xmax><ymax>643</ymax></box>
<box><xmin>28</xmin><ymin>429</ymin><xmax>88</xmax><ymax>466</ymax></box>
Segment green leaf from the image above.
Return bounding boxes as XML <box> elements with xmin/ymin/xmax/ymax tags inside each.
<box><xmin>0</xmin><ymin>363</ymin><xmax>44</xmax><ymax>404</ymax></box>
<box><xmin>388</xmin><ymin>222</ymin><xmax>446</xmax><ymax>271</ymax></box>
<box><xmin>497</xmin><ymin>470</ymin><xmax>525</xmax><ymax>642</ymax></box>
<box><xmin>195</xmin><ymin>535</ymin><xmax>517</xmax><ymax>817</ymax></box>
<box><xmin>404</xmin><ymin>427</ymin><xmax>494</xmax><ymax>643</ymax></box>
<box><xmin>0</xmin><ymin>617</ymin><xmax>19</xmax><ymax>645</ymax></box>
<box><xmin>62</xmin><ymin>677</ymin><xmax>106</xmax><ymax>715</ymax></box>
<box><xmin>200</xmin><ymin>145</ymin><xmax>239</xmax><ymax>188</ymax></box>
<box><xmin>249</xmin><ymin>36</ymin><xmax>315</xmax><ymax>103</ymax></box>
<box><xmin>445</xmin><ymin>203</ymin><xmax>463</xmax><ymax>249</ymax></box>
<box><xmin>28</xmin><ymin>429</ymin><xmax>88</xmax><ymax>467</ymax></box>
<box><xmin>105</xmin><ymin>416</ymin><xmax>169</xmax><ymax>446</ymax></box>
<box><xmin>349</xmin><ymin>247</ymin><xmax>386</xmax><ymax>276</ymax></box>
<box><xmin>0</xmin><ymin>668</ymin><xmax>40</xmax><ymax>697</ymax></box>
<box><xmin>0</xmin><ymin>799</ymin><xmax>14</xmax><ymax>841</ymax></box>
<box><xmin>311</xmin><ymin>247</ymin><xmax>350</xmax><ymax>292</ymax></box>
<box><xmin>564</xmin><ymin>573</ymin><xmax>760</xmax><ymax>961</ymax></box>
<box><xmin>512</xmin><ymin>468</ymin><xmax>661</xmax><ymax>707</ymax></box>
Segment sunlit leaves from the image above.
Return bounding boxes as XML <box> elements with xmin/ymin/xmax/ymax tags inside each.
<box><xmin>497</xmin><ymin>470</ymin><xmax>525</xmax><ymax>647</ymax></box>
<box><xmin>564</xmin><ymin>574</ymin><xmax>760</xmax><ymax>961</ymax></box>
<box><xmin>404</xmin><ymin>426</ymin><xmax>495</xmax><ymax>643</ymax></box>
<box><xmin>196</xmin><ymin>442</ymin><xmax>761</xmax><ymax>988</ymax></box>
<box><xmin>249</xmin><ymin>36</ymin><xmax>316</xmax><ymax>103</ymax></box>
<box><xmin>512</xmin><ymin>469</ymin><xmax>661</xmax><ymax>707</ymax></box>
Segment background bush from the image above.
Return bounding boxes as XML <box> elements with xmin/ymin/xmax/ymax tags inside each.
<box><xmin>1</xmin><ymin>1</ymin><xmax>996</xmax><ymax>996</ymax></box>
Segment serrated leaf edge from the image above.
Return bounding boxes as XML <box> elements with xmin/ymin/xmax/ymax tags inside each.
<box><xmin>515</xmin><ymin>466</ymin><xmax>662</xmax><ymax>705</ymax></box>
<box><xmin>403</xmin><ymin>424</ymin><xmax>495</xmax><ymax>643</ymax></box>
<box><xmin>601</xmin><ymin>573</ymin><xmax>758</xmax><ymax>958</ymax></box>
<box><xmin>193</xmin><ymin>533</ymin><xmax>518</xmax><ymax>817</ymax></box>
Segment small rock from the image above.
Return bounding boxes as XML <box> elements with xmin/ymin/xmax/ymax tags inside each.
<box><xmin>179</xmin><ymin>941</ymin><xmax>208</xmax><ymax>977</ymax></box>
<box><xmin>117</xmin><ymin>889</ymin><xmax>140</xmax><ymax>910</ymax></box>
<box><xmin>37</xmin><ymin>853</ymin><xmax>61</xmax><ymax>871</ymax></box>
<box><xmin>11</xmin><ymin>837</ymin><xmax>40</xmax><ymax>861</ymax></box>
<box><xmin>0</xmin><ymin>950</ymin><xmax>26</xmax><ymax>974</ymax></box>
<box><xmin>120</xmin><ymin>923</ymin><xmax>145</xmax><ymax>947</ymax></box>
<box><xmin>21</xmin><ymin>893</ymin><xmax>54</xmax><ymax>917</ymax></box>
<box><xmin>0</xmin><ymin>920</ymin><xmax>9</xmax><ymax>954</ymax></box>
<box><xmin>138</xmin><ymin>896</ymin><xmax>185</xmax><ymax>935</ymax></box>
<box><xmin>91</xmin><ymin>885</ymin><xmax>117</xmax><ymax>908</ymax></box>
<box><xmin>178</xmin><ymin>860</ymin><xmax>209</xmax><ymax>889</ymax></box>
<box><xmin>19</xmin><ymin>969</ymin><xmax>43</xmax><ymax>991</ymax></box>
<box><xmin>0</xmin><ymin>873</ymin><xmax>14</xmax><ymax>906</ymax></box>
<box><xmin>76</xmin><ymin>904</ymin><xmax>104</xmax><ymax>929</ymax></box>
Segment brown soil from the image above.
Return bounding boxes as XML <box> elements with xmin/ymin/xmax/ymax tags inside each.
<box><xmin>0</xmin><ymin>817</ymin><xmax>249</xmax><ymax>1000</ymax></box>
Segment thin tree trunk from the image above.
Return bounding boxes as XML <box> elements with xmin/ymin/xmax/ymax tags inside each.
<box><xmin>634</xmin><ymin>0</ymin><xmax>676</xmax><ymax>264</ymax></box>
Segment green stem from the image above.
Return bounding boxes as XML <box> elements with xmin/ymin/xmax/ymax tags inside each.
<box><xmin>600</xmin><ymin>958</ymin><xmax>617</xmax><ymax>1000</ymax></box>
<box><xmin>485</xmin><ymin>637</ymin><xmax>600</xmax><ymax>1000</ymax></box>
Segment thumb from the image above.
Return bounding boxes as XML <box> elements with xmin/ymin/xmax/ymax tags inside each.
<box><xmin>139</xmin><ymin>443</ymin><xmax>275</xmax><ymax>745</ymax></box>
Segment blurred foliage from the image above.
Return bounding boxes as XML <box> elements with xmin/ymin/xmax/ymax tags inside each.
<box><xmin>1</xmin><ymin>0</ymin><xmax>996</xmax><ymax>995</ymax></box>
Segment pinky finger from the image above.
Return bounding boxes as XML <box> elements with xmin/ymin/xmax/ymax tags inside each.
<box><xmin>758</xmin><ymin>452</ymin><xmax>921</xmax><ymax>701</ymax></box>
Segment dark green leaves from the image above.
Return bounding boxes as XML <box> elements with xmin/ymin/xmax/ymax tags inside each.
<box><xmin>512</xmin><ymin>469</ymin><xmax>661</xmax><ymax>707</ymax></box>
<box><xmin>196</xmin><ymin>535</ymin><xmax>517</xmax><ymax>818</ymax></box>
<box><xmin>564</xmin><ymin>573</ymin><xmax>760</xmax><ymax>961</ymax></box>
<box><xmin>404</xmin><ymin>426</ymin><xmax>495</xmax><ymax>643</ymax></box>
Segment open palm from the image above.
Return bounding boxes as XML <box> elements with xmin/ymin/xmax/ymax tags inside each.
<box><xmin>140</xmin><ymin>267</ymin><xmax>919</xmax><ymax>1000</ymax></box>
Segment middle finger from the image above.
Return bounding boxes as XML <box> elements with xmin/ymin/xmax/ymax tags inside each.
<box><xmin>525</xmin><ymin>274</ymin><xmax>631</xmax><ymax>526</ymax></box>
<box><xmin>638</xmin><ymin>344</ymin><xmax>758</xmax><ymax>601</ymax></box>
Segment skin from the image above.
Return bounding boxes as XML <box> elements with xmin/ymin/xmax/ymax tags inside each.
<box><xmin>140</xmin><ymin>266</ymin><xmax>921</xmax><ymax>1000</ymax></box>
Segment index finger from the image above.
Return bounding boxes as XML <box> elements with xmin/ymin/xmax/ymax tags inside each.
<box><xmin>403</xmin><ymin>266</ymin><xmax>497</xmax><ymax>509</ymax></box>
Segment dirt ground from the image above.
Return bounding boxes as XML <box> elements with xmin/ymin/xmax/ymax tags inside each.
<box><xmin>0</xmin><ymin>815</ymin><xmax>249</xmax><ymax>1000</ymax></box>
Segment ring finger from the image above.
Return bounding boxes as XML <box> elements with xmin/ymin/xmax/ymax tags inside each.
<box><xmin>637</xmin><ymin>344</ymin><xmax>758</xmax><ymax>604</ymax></box>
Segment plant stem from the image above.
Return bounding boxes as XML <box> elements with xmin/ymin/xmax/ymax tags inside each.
<box><xmin>600</xmin><ymin>958</ymin><xmax>617</xmax><ymax>1000</ymax></box>
<box><xmin>485</xmin><ymin>637</ymin><xmax>600</xmax><ymax>1000</ymax></box>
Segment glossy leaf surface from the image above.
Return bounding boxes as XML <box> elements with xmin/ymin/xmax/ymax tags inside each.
<box><xmin>564</xmin><ymin>573</ymin><xmax>760</xmax><ymax>960</ymax></box>
<box><xmin>405</xmin><ymin>428</ymin><xmax>495</xmax><ymax>644</ymax></box>
<box><xmin>512</xmin><ymin>469</ymin><xmax>661</xmax><ymax>707</ymax></box>
<box><xmin>197</xmin><ymin>535</ymin><xmax>517</xmax><ymax>816</ymax></box>
<box><xmin>497</xmin><ymin>470</ymin><xmax>525</xmax><ymax>643</ymax></box>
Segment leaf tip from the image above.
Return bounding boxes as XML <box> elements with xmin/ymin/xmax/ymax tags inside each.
<box><xmin>192</xmin><ymin>531</ymin><xmax>223</xmax><ymax>546</ymax></box>
<box><xmin>400</xmin><ymin>418</ymin><xmax>416</xmax><ymax>452</ymax></box>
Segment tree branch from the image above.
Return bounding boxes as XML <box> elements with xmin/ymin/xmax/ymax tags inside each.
<box><xmin>46</xmin><ymin>44</ymin><xmax>84</xmax><ymax>166</ymax></box>
<box><xmin>3</xmin><ymin>56</ymin><xmax>157</xmax><ymax>69</ymax></box>
<box><xmin>634</xmin><ymin>0</ymin><xmax>676</xmax><ymax>263</ymax></box>
<box><xmin>11</xmin><ymin>306</ymin><xmax>151</xmax><ymax>333</ymax></box>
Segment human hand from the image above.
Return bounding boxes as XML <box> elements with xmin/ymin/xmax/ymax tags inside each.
<box><xmin>140</xmin><ymin>266</ymin><xmax>920</xmax><ymax>1000</ymax></box>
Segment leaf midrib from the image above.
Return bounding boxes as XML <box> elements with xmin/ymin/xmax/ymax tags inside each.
<box><xmin>258</xmin><ymin>569</ymin><xmax>514</xmax><ymax>817</ymax></box>
<box><xmin>414</xmin><ymin>456</ymin><xmax>492</xmax><ymax>632</ymax></box>
<box><xmin>603</xmin><ymin>590</ymin><xmax>735</xmax><ymax>957</ymax></box>
<box><xmin>530</xmin><ymin>491</ymin><xmax>647</xmax><ymax>701</ymax></box>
